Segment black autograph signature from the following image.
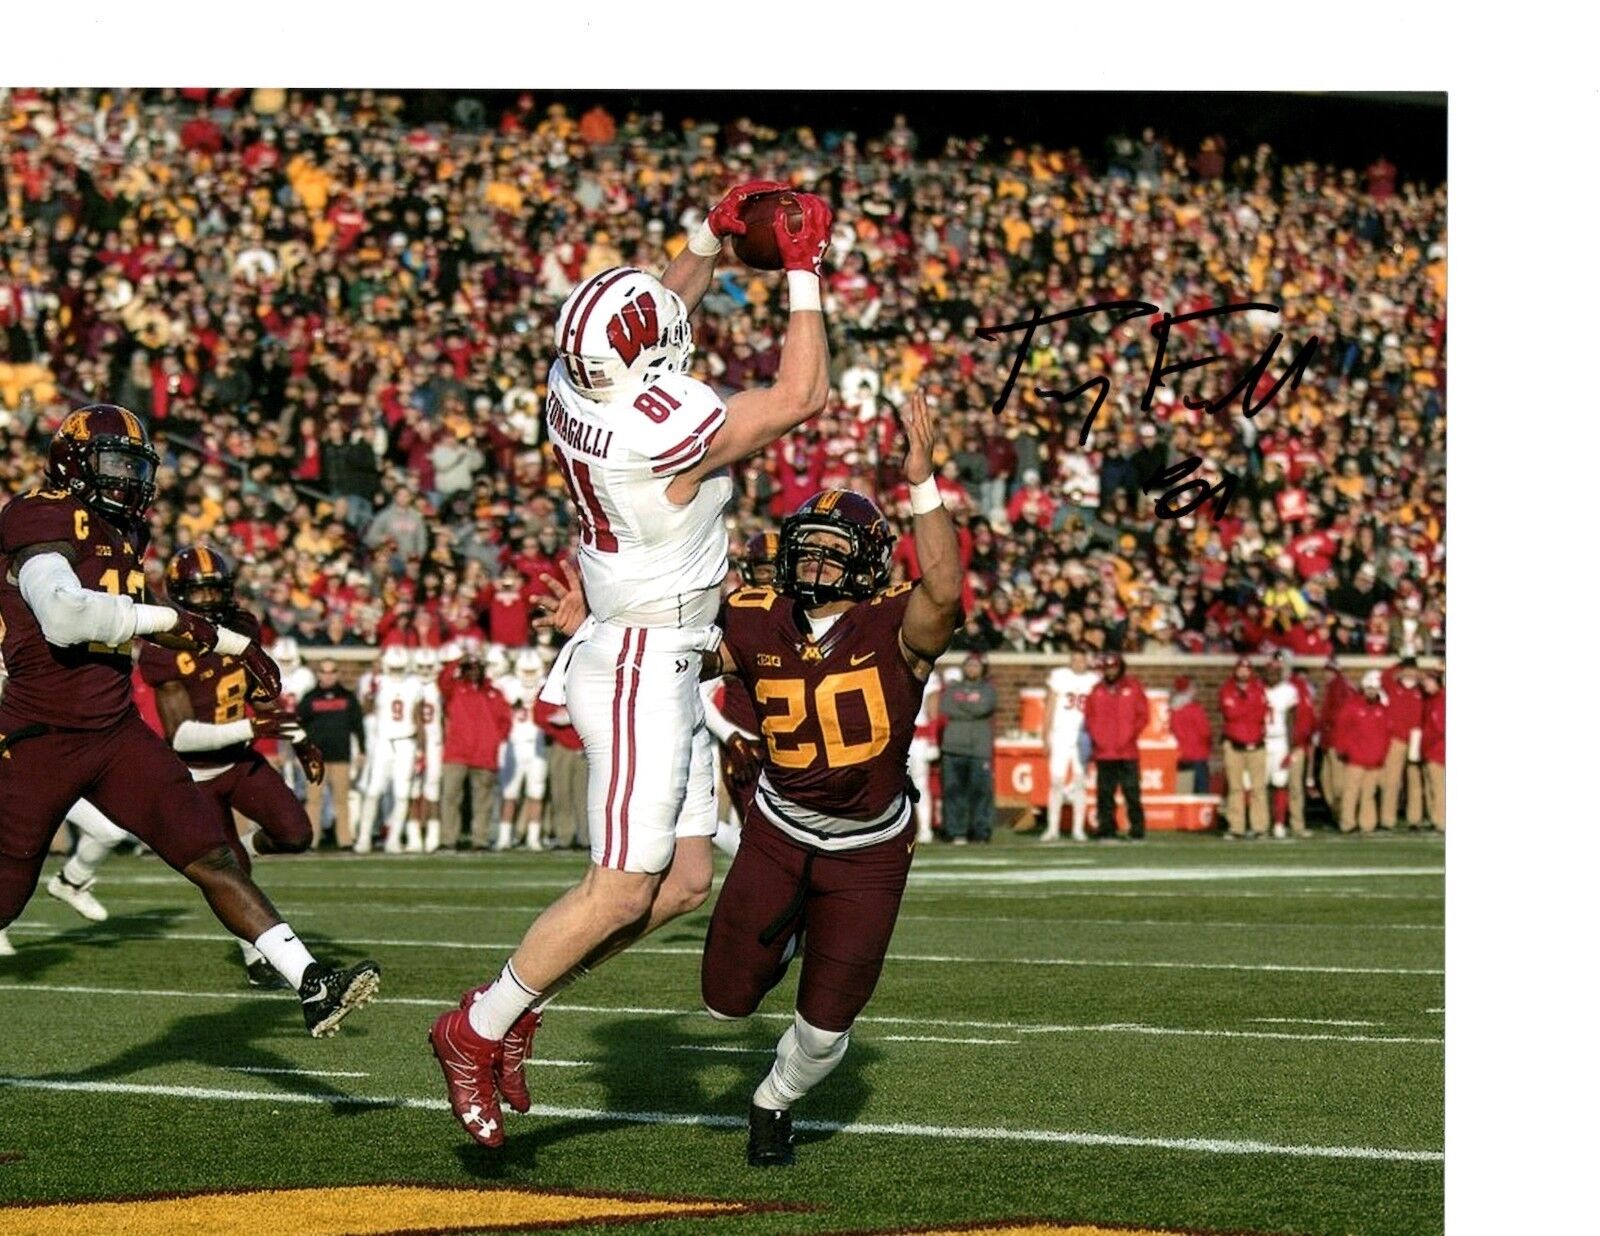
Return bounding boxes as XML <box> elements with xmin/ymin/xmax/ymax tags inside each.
<box><xmin>977</xmin><ymin>300</ymin><xmax>1320</xmax><ymax>520</ymax></box>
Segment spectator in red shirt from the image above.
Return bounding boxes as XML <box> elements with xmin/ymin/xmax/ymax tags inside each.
<box><xmin>1084</xmin><ymin>654</ymin><xmax>1149</xmax><ymax>840</ymax></box>
<box><xmin>535</xmin><ymin>697</ymin><xmax>588</xmax><ymax>851</ymax></box>
<box><xmin>486</xmin><ymin>570</ymin><xmax>535</xmax><ymax>647</ymax></box>
<box><xmin>1218</xmin><ymin>657</ymin><xmax>1269</xmax><ymax>838</ymax></box>
<box><xmin>438</xmin><ymin>651</ymin><xmax>513</xmax><ymax>850</ymax></box>
<box><xmin>1169</xmin><ymin>675</ymin><xmax>1213</xmax><ymax>795</ymax></box>
<box><xmin>1420</xmin><ymin>667</ymin><xmax>1445</xmax><ymax>832</ymax></box>
<box><xmin>1379</xmin><ymin>658</ymin><xmax>1425</xmax><ymax>830</ymax></box>
<box><xmin>1335</xmin><ymin>672</ymin><xmax>1391</xmax><ymax>835</ymax></box>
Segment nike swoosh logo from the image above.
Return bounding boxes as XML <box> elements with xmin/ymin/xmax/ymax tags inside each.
<box><xmin>850</xmin><ymin>653</ymin><xmax>876</xmax><ymax>666</ymax></box>
<box><xmin>301</xmin><ymin>981</ymin><xmax>328</xmax><ymax>1004</ymax></box>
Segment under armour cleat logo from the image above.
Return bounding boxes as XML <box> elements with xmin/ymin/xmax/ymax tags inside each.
<box><xmin>463</xmin><ymin>1105</ymin><xmax>499</xmax><ymax>1137</ymax></box>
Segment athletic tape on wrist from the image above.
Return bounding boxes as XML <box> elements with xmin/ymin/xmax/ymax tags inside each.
<box><xmin>787</xmin><ymin>270</ymin><xmax>821</xmax><ymax>311</ymax></box>
<box><xmin>909</xmin><ymin>477</ymin><xmax>943</xmax><ymax>515</ymax></box>
<box><xmin>688</xmin><ymin>220</ymin><xmax>722</xmax><ymax>257</ymax></box>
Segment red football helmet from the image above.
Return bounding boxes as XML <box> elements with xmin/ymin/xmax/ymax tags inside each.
<box><xmin>165</xmin><ymin>545</ymin><xmax>236</xmax><ymax>619</ymax></box>
<box><xmin>741</xmin><ymin>530</ymin><xmax>781</xmax><ymax>588</ymax></box>
<box><xmin>776</xmin><ymin>489</ymin><xmax>893</xmax><ymax>605</ymax></box>
<box><xmin>47</xmin><ymin>404</ymin><xmax>159</xmax><ymax>526</ymax></box>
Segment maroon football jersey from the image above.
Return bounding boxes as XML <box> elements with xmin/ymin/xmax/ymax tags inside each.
<box><xmin>0</xmin><ymin>489</ymin><xmax>149</xmax><ymax>730</ymax></box>
<box><xmin>140</xmin><ymin>610</ymin><xmax>263</xmax><ymax>769</ymax></box>
<box><xmin>720</xmin><ymin>583</ymin><xmax>926</xmax><ymax>821</ymax></box>
<box><xmin>720</xmin><ymin>674</ymin><xmax>759</xmax><ymax>736</ymax></box>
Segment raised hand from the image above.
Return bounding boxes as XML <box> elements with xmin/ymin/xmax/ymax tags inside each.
<box><xmin>898</xmin><ymin>388</ymin><xmax>936</xmax><ymax>486</ymax></box>
<box><xmin>532</xmin><ymin>560</ymin><xmax>590</xmax><ymax>638</ymax></box>
<box><xmin>774</xmin><ymin>193</ymin><xmax>834</xmax><ymax>277</ymax></box>
<box><xmin>239</xmin><ymin>642</ymin><xmax>283</xmax><ymax>702</ymax></box>
<box><xmin>706</xmin><ymin>180</ymin><xmax>794</xmax><ymax>238</ymax></box>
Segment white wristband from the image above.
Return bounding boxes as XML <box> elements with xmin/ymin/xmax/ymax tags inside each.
<box><xmin>786</xmin><ymin>270</ymin><xmax>821</xmax><ymax>311</ymax></box>
<box><xmin>688</xmin><ymin>220</ymin><xmax>722</xmax><ymax>257</ymax></box>
<box><xmin>215</xmin><ymin>627</ymin><xmax>251</xmax><ymax>657</ymax></box>
<box><xmin>909</xmin><ymin>477</ymin><xmax>943</xmax><ymax>515</ymax></box>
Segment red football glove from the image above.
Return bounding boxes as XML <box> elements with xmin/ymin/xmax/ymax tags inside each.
<box><xmin>706</xmin><ymin>180</ymin><xmax>794</xmax><ymax>238</ymax></box>
<box><xmin>774</xmin><ymin>194</ymin><xmax>834</xmax><ymax>276</ymax></box>
<box><xmin>293</xmin><ymin>739</ymin><xmax>326</xmax><ymax>786</ymax></box>
<box><xmin>249</xmin><ymin>709</ymin><xmax>298</xmax><ymax>741</ymax></box>
<box><xmin>169</xmin><ymin>608</ymin><xmax>220</xmax><ymax>654</ymax></box>
<box><xmin>239</xmin><ymin>642</ymin><xmax>283</xmax><ymax>703</ymax></box>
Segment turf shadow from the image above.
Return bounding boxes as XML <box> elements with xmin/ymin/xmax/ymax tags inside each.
<box><xmin>0</xmin><ymin>908</ymin><xmax>189</xmax><ymax>984</ymax></box>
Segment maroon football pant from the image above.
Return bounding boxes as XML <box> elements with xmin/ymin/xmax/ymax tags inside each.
<box><xmin>0</xmin><ymin>710</ymin><xmax>232</xmax><ymax>925</ymax></box>
<box><xmin>197</xmin><ymin>755</ymin><xmax>313</xmax><ymax>872</ymax></box>
<box><xmin>701</xmin><ymin>810</ymin><xmax>915</xmax><ymax>1034</ymax></box>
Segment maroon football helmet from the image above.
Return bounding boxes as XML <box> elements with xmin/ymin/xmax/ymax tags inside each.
<box><xmin>165</xmin><ymin>545</ymin><xmax>236</xmax><ymax>619</ymax></box>
<box><xmin>47</xmin><ymin>404</ymin><xmax>160</xmax><ymax>526</ymax></box>
<box><xmin>741</xmin><ymin>530</ymin><xmax>781</xmax><ymax>588</ymax></box>
<box><xmin>776</xmin><ymin>489</ymin><xmax>894</xmax><ymax>605</ymax></box>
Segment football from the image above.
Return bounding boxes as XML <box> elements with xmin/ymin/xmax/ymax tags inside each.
<box><xmin>732</xmin><ymin>190</ymin><xmax>806</xmax><ymax>270</ymax></box>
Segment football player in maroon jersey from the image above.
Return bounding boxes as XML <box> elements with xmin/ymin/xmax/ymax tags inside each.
<box><xmin>700</xmin><ymin>389</ymin><xmax>961</xmax><ymax>1165</ymax></box>
<box><xmin>141</xmin><ymin>545</ymin><xmax>326</xmax><ymax>987</ymax></box>
<box><xmin>0</xmin><ymin>406</ymin><xmax>379</xmax><ymax>1035</ymax></box>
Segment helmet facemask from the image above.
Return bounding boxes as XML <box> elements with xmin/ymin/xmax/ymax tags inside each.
<box><xmin>776</xmin><ymin>522</ymin><xmax>882</xmax><ymax>607</ymax></box>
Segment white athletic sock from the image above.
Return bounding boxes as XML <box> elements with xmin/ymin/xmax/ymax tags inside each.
<box><xmin>242</xmin><ymin>828</ymin><xmax>263</xmax><ymax>859</ymax></box>
<box><xmin>752</xmin><ymin>1012</ymin><xmax>849</xmax><ymax>1111</ymax></box>
<box><xmin>238</xmin><ymin>939</ymin><xmax>265</xmax><ymax>964</ymax></box>
<box><xmin>254</xmin><ymin>923</ymin><xmax>315</xmax><ymax>989</ymax></box>
<box><xmin>62</xmin><ymin>835</ymin><xmax>116</xmax><ymax>887</ymax></box>
<box><xmin>467</xmin><ymin>961</ymin><xmax>540</xmax><ymax>1040</ymax></box>
<box><xmin>712</xmin><ymin>819</ymin><xmax>742</xmax><ymax>858</ymax></box>
<box><xmin>1045</xmin><ymin>785</ymin><xmax>1063</xmax><ymax>837</ymax></box>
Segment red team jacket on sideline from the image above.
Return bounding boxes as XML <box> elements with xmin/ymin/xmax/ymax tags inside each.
<box><xmin>1084</xmin><ymin>676</ymin><xmax>1149</xmax><ymax>761</ymax></box>
<box><xmin>1335</xmin><ymin>697</ymin><xmax>1391</xmax><ymax>768</ymax></box>
<box><xmin>1421</xmin><ymin>689</ymin><xmax>1445</xmax><ymax>764</ymax></box>
<box><xmin>1320</xmin><ymin>674</ymin><xmax>1355</xmax><ymax>743</ymax></box>
<box><xmin>534</xmin><ymin>698</ymin><xmax>583</xmax><ymax>752</ymax></box>
<box><xmin>439</xmin><ymin>676</ymin><xmax>512</xmax><ymax>769</ymax></box>
<box><xmin>1218</xmin><ymin>678</ymin><xmax>1268</xmax><ymax>746</ymax></box>
<box><xmin>1169</xmin><ymin>698</ymin><xmax>1213</xmax><ymax>763</ymax></box>
<box><xmin>1383</xmin><ymin>677</ymin><xmax>1424</xmax><ymax>741</ymax></box>
<box><xmin>1291</xmin><ymin>675</ymin><xmax>1317</xmax><ymax>746</ymax></box>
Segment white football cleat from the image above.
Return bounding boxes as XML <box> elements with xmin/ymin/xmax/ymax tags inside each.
<box><xmin>1272</xmin><ymin>823</ymin><xmax>1288</xmax><ymax>840</ymax></box>
<box><xmin>1039</xmin><ymin>829</ymin><xmax>1061</xmax><ymax>843</ymax></box>
<box><xmin>404</xmin><ymin>821</ymin><xmax>423</xmax><ymax>853</ymax></box>
<box><xmin>493</xmin><ymin>823</ymin><xmax>513</xmax><ymax>852</ymax></box>
<box><xmin>424</xmin><ymin>820</ymin><xmax>441</xmax><ymax>854</ymax></box>
<box><xmin>47</xmin><ymin>873</ymin><xmax>108</xmax><ymax>923</ymax></box>
<box><xmin>0</xmin><ymin>928</ymin><xmax>15</xmax><ymax>956</ymax></box>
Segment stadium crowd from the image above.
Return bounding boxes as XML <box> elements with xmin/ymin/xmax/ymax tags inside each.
<box><xmin>0</xmin><ymin>87</ymin><xmax>1445</xmax><ymax>659</ymax></box>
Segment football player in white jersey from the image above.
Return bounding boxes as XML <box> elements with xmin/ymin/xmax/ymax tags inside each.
<box><xmin>356</xmin><ymin>645</ymin><xmax>423</xmax><ymax>854</ymax></box>
<box><xmin>908</xmin><ymin>673</ymin><xmax>942</xmax><ymax>844</ymax></box>
<box><xmin>432</xmin><ymin>180</ymin><xmax>836</xmax><ymax>1147</ymax></box>
<box><xmin>271</xmin><ymin>637</ymin><xmax>318</xmax><ymax>798</ymax></box>
<box><xmin>412</xmin><ymin>647</ymin><xmax>446</xmax><ymax>853</ymax></box>
<box><xmin>1263</xmin><ymin>658</ymin><xmax>1301</xmax><ymax>840</ymax></box>
<box><xmin>1044</xmin><ymin>648</ymin><xmax>1100</xmax><ymax>842</ymax></box>
<box><xmin>495</xmin><ymin>649</ymin><xmax>548</xmax><ymax>851</ymax></box>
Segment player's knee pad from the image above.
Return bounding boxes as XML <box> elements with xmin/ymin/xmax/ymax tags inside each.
<box><xmin>793</xmin><ymin>1011</ymin><xmax>849</xmax><ymax>1061</ymax></box>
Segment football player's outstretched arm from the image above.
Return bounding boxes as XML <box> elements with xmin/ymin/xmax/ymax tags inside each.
<box><xmin>155</xmin><ymin>680</ymin><xmax>298</xmax><ymax>752</ymax></box>
<box><xmin>17</xmin><ymin>547</ymin><xmax>205</xmax><ymax>650</ymax></box>
<box><xmin>661</xmin><ymin>180</ymin><xmax>792</xmax><ymax>315</ymax></box>
<box><xmin>669</xmin><ymin>195</ymin><xmax>834</xmax><ymax>496</ymax></box>
<box><xmin>896</xmin><ymin>390</ymin><xmax>963</xmax><ymax>670</ymax></box>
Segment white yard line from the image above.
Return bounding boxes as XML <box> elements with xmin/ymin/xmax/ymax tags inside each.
<box><xmin>880</xmin><ymin>1035</ymin><xmax>1019</xmax><ymax>1045</ymax></box>
<box><xmin>0</xmin><ymin>1076</ymin><xmax>1442</xmax><ymax>1163</ymax></box>
<box><xmin>1250</xmin><ymin>1018</ymin><xmax>1382</xmax><ymax>1027</ymax></box>
<box><xmin>225</xmin><ymin>1066</ymin><xmax>369</xmax><ymax>1078</ymax></box>
<box><xmin>908</xmin><ymin>865</ymin><xmax>1444</xmax><ymax>885</ymax></box>
<box><xmin>0</xmin><ymin>982</ymin><xmax>1443</xmax><ymax>1046</ymax></box>
<box><xmin>899</xmin><ymin>914</ymin><xmax>1442</xmax><ymax>930</ymax></box>
<box><xmin>2</xmin><ymin>924</ymin><xmax>1442</xmax><ymax>976</ymax></box>
<box><xmin>670</xmin><ymin>1045</ymin><xmax>772</xmax><ymax>1055</ymax></box>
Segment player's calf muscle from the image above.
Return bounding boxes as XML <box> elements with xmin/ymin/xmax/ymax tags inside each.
<box><xmin>182</xmin><ymin>846</ymin><xmax>280</xmax><ymax>938</ymax></box>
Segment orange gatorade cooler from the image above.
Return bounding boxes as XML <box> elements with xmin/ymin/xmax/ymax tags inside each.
<box><xmin>1018</xmin><ymin>687</ymin><xmax>1048</xmax><ymax>735</ymax></box>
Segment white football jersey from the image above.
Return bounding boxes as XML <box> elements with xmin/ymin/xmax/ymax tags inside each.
<box><xmin>373</xmin><ymin>674</ymin><xmax>423</xmax><ymax>741</ymax></box>
<box><xmin>498</xmin><ymin>674</ymin><xmax>542</xmax><ymax>742</ymax></box>
<box><xmin>279</xmin><ymin>665</ymin><xmax>316</xmax><ymax>712</ymax></box>
<box><xmin>1265</xmin><ymin>681</ymin><xmax>1299</xmax><ymax>742</ymax></box>
<box><xmin>546</xmin><ymin>363</ymin><xmax>733</xmax><ymax>628</ymax></box>
<box><xmin>1046</xmin><ymin>667</ymin><xmax>1100</xmax><ymax>735</ymax></box>
<box><xmin>417</xmin><ymin>680</ymin><xmax>443</xmax><ymax>745</ymax></box>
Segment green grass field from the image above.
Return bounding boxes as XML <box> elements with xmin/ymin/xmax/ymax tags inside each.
<box><xmin>0</xmin><ymin>831</ymin><xmax>1444</xmax><ymax>1236</ymax></box>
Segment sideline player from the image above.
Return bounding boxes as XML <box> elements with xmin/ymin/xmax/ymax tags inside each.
<box><xmin>412</xmin><ymin>647</ymin><xmax>446</xmax><ymax>852</ymax></box>
<box><xmin>141</xmin><ymin>545</ymin><xmax>327</xmax><ymax>986</ymax></box>
<box><xmin>907</xmin><ymin>672</ymin><xmax>941</xmax><ymax>844</ymax></box>
<box><xmin>356</xmin><ymin>645</ymin><xmax>422</xmax><ymax>854</ymax></box>
<box><xmin>1263</xmin><ymin>656</ymin><xmax>1301</xmax><ymax>839</ymax></box>
<box><xmin>496</xmin><ymin>649</ymin><xmax>548</xmax><ymax>851</ymax></box>
<box><xmin>271</xmin><ymin>637</ymin><xmax>318</xmax><ymax>799</ymax></box>
<box><xmin>1042</xmin><ymin>647</ymin><xmax>1100</xmax><ymax>842</ymax></box>
<box><xmin>0</xmin><ymin>405</ymin><xmax>378</xmax><ymax>1031</ymax></box>
<box><xmin>430</xmin><ymin>180</ymin><xmax>834</xmax><ymax>1148</ymax></box>
<box><xmin>701</xmin><ymin>389</ymin><xmax>963</xmax><ymax>1165</ymax></box>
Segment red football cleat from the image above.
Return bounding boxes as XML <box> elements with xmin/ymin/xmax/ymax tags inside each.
<box><xmin>462</xmin><ymin>984</ymin><xmax>542</xmax><ymax>1114</ymax></box>
<box><xmin>428</xmin><ymin>1008</ymin><xmax>505</xmax><ymax>1148</ymax></box>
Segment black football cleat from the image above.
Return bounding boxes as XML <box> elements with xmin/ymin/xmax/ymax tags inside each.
<box><xmin>300</xmin><ymin>960</ymin><xmax>381</xmax><ymax>1038</ymax></box>
<box><xmin>245</xmin><ymin>957</ymin><xmax>287</xmax><ymax>989</ymax></box>
<box><xmin>746</xmin><ymin>1101</ymin><xmax>796</xmax><ymax>1167</ymax></box>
